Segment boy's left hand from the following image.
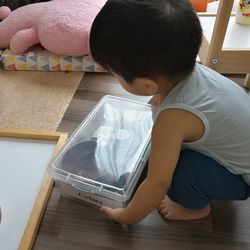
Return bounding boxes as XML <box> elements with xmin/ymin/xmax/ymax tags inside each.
<box><xmin>100</xmin><ymin>206</ymin><xmax>127</xmax><ymax>224</ymax></box>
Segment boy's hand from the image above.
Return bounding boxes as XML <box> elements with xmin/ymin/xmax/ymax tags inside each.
<box><xmin>101</xmin><ymin>206</ymin><xmax>127</xmax><ymax>224</ymax></box>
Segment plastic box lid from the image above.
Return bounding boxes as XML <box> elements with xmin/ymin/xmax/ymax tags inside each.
<box><xmin>48</xmin><ymin>95</ymin><xmax>155</xmax><ymax>202</ymax></box>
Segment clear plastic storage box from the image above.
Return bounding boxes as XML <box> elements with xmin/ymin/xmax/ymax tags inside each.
<box><xmin>48</xmin><ymin>95</ymin><xmax>155</xmax><ymax>208</ymax></box>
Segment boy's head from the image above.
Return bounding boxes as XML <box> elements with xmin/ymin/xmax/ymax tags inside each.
<box><xmin>90</xmin><ymin>0</ymin><xmax>202</xmax><ymax>86</ymax></box>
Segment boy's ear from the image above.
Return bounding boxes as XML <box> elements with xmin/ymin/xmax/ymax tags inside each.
<box><xmin>136</xmin><ymin>78</ymin><xmax>159</xmax><ymax>95</ymax></box>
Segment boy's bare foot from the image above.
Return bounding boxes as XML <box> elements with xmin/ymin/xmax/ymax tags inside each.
<box><xmin>157</xmin><ymin>196</ymin><xmax>210</xmax><ymax>221</ymax></box>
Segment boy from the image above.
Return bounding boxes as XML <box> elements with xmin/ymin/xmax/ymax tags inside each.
<box><xmin>90</xmin><ymin>0</ymin><xmax>250</xmax><ymax>224</ymax></box>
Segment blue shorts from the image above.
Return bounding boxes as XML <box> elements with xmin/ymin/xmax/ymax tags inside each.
<box><xmin>167</xmin><ymin>149</ymin><xmax>250</xmax><ymax>209</ymax></box>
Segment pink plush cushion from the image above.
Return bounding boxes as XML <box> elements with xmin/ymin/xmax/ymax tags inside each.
<box><xmin>0</xmin><ymin>0</ymin><xmax>106</xmax><ymax>56</ymax></box>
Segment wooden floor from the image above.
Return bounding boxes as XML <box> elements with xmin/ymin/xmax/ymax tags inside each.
<box><xmin>33</xmin><ymin>72</ymin><xmax>250</xmax><ymax>250</ymax></box>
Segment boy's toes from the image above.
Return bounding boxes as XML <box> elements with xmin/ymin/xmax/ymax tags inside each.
<box><xmin>157</xmin><ymin>195</ymin><xmax>211</xmax><ymax>221</ymax></box>
<box><xmin>158</xmin><ymin>207</ymin><xmax>169</xmax><ymax>216</ymax></box>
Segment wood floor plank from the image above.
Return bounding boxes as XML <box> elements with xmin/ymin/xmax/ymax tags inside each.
<box><xmin>34</xmin><ymin>72</ymin><xmax>250</xmax><ymax>250</ymax></box>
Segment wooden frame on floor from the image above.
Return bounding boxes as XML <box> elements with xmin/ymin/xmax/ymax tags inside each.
<box><xmin>0</xmin><ymin>128</ymin><xmax>68</xmax><ymax>250</ymax></box>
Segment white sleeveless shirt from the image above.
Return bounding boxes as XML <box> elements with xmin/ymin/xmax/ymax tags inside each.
<box><xmin>157</xmin><ymin>64</ymin><xmax>250</xmax><ymax>185</ymax></box>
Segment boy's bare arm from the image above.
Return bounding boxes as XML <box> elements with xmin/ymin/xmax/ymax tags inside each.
<box><xmin>101</xmin><ymin>109</ymin><xmax>205</xmax><ymax>224</ymax></box>
<box><xmin>119</xmin><ymin>122</ymin><xmax>183</xmax><ymax>223</ymax></box>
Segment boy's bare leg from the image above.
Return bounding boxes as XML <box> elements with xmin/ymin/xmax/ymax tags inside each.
<box><xmin>157</xmin><ymin>195</ymin><xmax>210</xmax><ymax>221</ymax></box>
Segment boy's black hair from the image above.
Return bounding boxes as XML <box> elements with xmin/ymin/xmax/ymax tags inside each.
<box><xmin>90</xmin><ymin>0</ymin><xmax>202</xmax><ymax>83</ymax></box>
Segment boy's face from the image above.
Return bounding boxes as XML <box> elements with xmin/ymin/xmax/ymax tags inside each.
<box><xmin>112</xmin><ymin>72</ymin><xmax>158</xmax><ymax>96</ymax></box>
